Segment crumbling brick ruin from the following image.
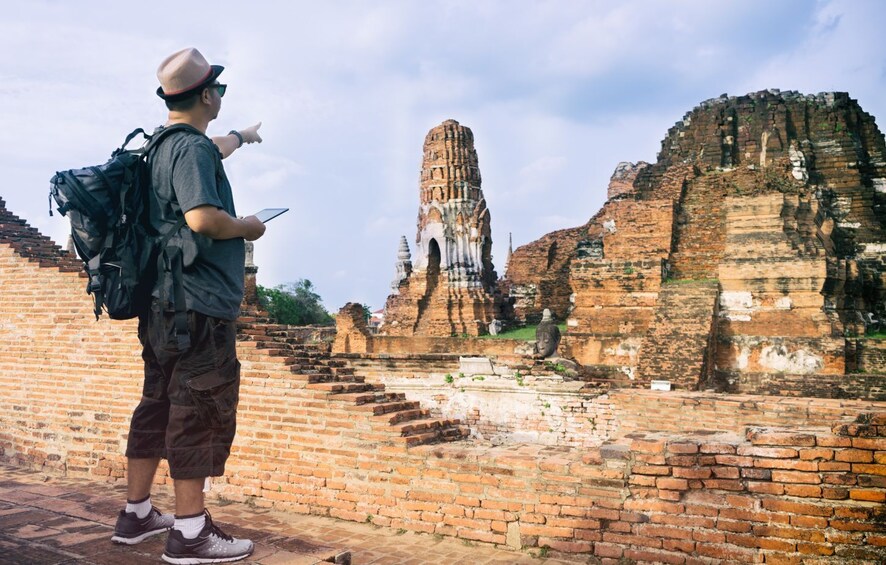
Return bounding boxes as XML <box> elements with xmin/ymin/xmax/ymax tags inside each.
<box><xmin>505</xmin><ymin>90</ymin><xmax>886</xmax><ymax>398</ymax></box>
<box><xmin>382</xmin><ymin>119</ymin><xmax>499</xmax><ymax>337</ymax></box>
<box><xmin>3</xmin><ymin>90</ymin><xmax>886</xmax><ymax>563</ymax></box>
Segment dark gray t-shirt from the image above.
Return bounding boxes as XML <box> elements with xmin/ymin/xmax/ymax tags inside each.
<box><xmin>148</xmin><ymin>125</ymin><xmax>245</xmax><ymax>320</ymax></box>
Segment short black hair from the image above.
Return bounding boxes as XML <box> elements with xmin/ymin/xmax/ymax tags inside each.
<box><xmin>164</xmin><ymin>90</ymin><xmax>202</xmax><ymax>112</ymax></box>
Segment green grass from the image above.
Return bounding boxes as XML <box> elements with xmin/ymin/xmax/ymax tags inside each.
<box><xmin>861</xmin><ymin>330</ymin><xmax>886</xmax><ymax>340</ymax></box>
<box><xmin>479</xmin><ymin>324</ymin><xmax>567</xmax><ymax>340</ymax></box>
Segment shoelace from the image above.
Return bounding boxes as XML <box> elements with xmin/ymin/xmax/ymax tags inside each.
<box><xmin>204</xmin><ymin>510</ymin><xmax>234</xmax><ymax>543</ymax></box>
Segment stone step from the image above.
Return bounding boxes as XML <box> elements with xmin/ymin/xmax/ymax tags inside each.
<box><xmin>305</xmin><ymin>382</ymin><xmax>375</xmax><ymax>394</ymax></box>
<box><xmin>288</xmin><ymin>373</ymin><xmax>329</xmax><ymax>384</ymax></box>
<box><xmin>398</xmin><ymin>425</ymin><xmax>470</xmax><ymax>446</ymax></box>
<box><xmin>335</xmin><ymin>391</ymin><xmax>405</xmax><ymax>405</ymax></box>
<box><xmin>373</xmin><ymin>408</ymin><xmax>430</xmax><ymax>425</ymax></box>
<box><xmin>358</xmin><ymin>400</ymin><xmax>422</xmax><ymax>416</ymax></box>
<box><xmin>390</xmin><ymin>418</ymin><xmax>460</xmax><ymax>437</ymax></box>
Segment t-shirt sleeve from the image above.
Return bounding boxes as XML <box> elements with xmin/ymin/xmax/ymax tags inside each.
<box><xmin>171</xmin><ymin>142</ymin><xmax>224</xmax><ymax>213</ymax></box>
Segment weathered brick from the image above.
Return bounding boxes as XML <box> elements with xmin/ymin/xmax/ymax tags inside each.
<box><xmin>782</xmin><ymin>484</ymin><xmax>822</xmax><ymax>498</ymax></box>
<box><xmin>851</xmin><ymin>437</ymin><xmax>886</xmax><ymax>450</ymax></box>
<box><xmin>692</xmin><ymin>529</ymin><xmax>725</xmax><ymax>543</ymax></box>
<box><xmin>736</xmin><ymin>446</ymin><xmax>797</xmax><ymax>458</ymax></box>
<box><xmin>789</xmin><ymin>515</ymin><xmax>828</xmax><ymax>528</ymax></box>
<box><xmin>601</xmin><ymin>531</ymin><xmax>663</xmax><ymax>549</ymax></box>
<box><xmin>796</xmin><ymin>542</ymin><xmax>835</xmax><ymax>556</ymax></box>
<box><xmin>694</xmin><ymin>542</ymin><xmax>757</xmax><ymax>562</ymax></box>
<box><xmin>761</xmin><ymin>499</ymin><xmax>832</xmax><ymax>517</ymax></box>
<box><xmin>740</xmin><ymin>467</ymin><xmax>771</xmax><ymax>480</ymax></box>
<box><xmin>748</xmin><ymin>481</ymin><xmax>784</xmax><ymax>495</ymax></box>
<box><xmin>835</xmin><ymin>449</ymin><xmax>874</xmax><ymax>463</ymax></box>
<box><xmin>752</xmin><ymin>458</ymin><xmax>818</xmax><ymax>471</ymax></box>
<box><xmin>713</xmin><ymin>455</ymin><xmax>753</xmax><ymax>467</ymax></box>
<box><xmin>701</xmin><ymin>479</ymin><xmax>744</xmax><ymax>491</ymax></box>
<box><xmin>667</xmin><ymin>442</ymin><xmax>699</xmax><ymax>454</ymax></box>
<box><xmin>851</xmin><ymin>463</ymin><xmax>886</xmax><ymax>475</ymax></box>
<box><xmin>818</xmin><ymin>461</ymin><xmax>851</xmax><ymax>471</ymax></box>
<box><xmin>747</xmin><ymin>429</ymin><xmax>816</xmax><ymax>447</ymax></box>
<box><xmin>623</xmin><ymin>548</ymin><xmax>685</xmax><ymax>565</ymax></box>
<box><xmin>711</xmin><ymin>466</ymin><xmax>740</xmax><ymax>479</ymax></box>
<box><xmin>593</xmin><ymin>542</ymin><xmax>623</xmax><ymax>558</ymax></box>
<box><xmin>798</xmin><ymin>447</ymin><xmax>834</xmax><ymax>460</ymax></box>
<box><xmin>672</xmin><ymin>466</ymin><xmax>712</xmax><ymax>479</ymax></box>
<box><xmin>631</xmin><ymin>438</ymin><xmax>667</xmax><ymax>454</ymax></box>
<box><xmin>771</xmin><ymin>470</ymin><xmax>821</xmax><ymax>484</ymax></box>
<box><xmin>633</xmin><ymin>464</ymin><xmax>671</xmax><ymax>476</ymax></box>
<box><xmin>821</xmin><ymin>487</ymin><xmax>849</xmax><ymax>499</ymax></box>
<box><xmin>719</xmin><ymin>507</ymin><xmax>787</xmax><ymax>524</ymax></box>
<box><xmin>716</xmin><ymin>519</ymin><xmax>753</xmax><ymax>533</ymax></box>
<box><xmin>656</xmin><ymin>477</ymin><xmax>689</xmax><ymax>491</ymax></box>
<box><xmin>754</xmin><ymin>524</ymin><xmax>825</xmax><ymax>542</ymax></box>
<box><xmin>848</xmin><ymin>488</ymin><xmax>886</xmax><ymax>502</ymax></box>
<box><xmin>699</xmin><ymin>442</ymin><xmax>736</xmax><ymax>454</ymax></box>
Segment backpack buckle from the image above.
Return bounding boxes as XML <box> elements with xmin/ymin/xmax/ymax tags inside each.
<box><xmin>87</xmin><ymin>274</ymin><xmax>103</xmax><ymax>295</ymax></box>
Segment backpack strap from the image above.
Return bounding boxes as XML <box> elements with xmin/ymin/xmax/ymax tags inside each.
<box><xmin>144</xmin><ymin>123</ymin><xmax>200</xmax><ymax>153</ymax></box>
<box><xmin>155</xmin><ymin>215</ymin><xmax>189</xmax><ymax>350</ymax></box>
<box><xmin>144</xmin><ymin>123</ymin><xmax>200</xmax><ymax>350</ymax></box>
<box><xmin>86</xmin><ymin>254</ymin><xmax>104</xmax><ymax>320</ymax></box>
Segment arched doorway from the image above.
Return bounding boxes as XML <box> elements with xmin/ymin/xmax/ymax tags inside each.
<box><xmin>414</xmin><ymin>238</ymin><xmax>442</xmax><ymax>333</ymax></box>
<box><xmin>427</xmin><ymin>238</ymin><xmax>441</xmax><ymax>280</ymax></box>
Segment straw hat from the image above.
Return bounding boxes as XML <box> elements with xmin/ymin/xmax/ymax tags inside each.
<box><xmin>156</xmin><ymin>48</ymin><xmax>224</xmax><ymax>101</ymax></box>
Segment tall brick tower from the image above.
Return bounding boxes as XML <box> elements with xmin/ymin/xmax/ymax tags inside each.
<box><xmin>383</xmin><ymin>119</ymin><xmax>498</xmax><ymax>336</ymax></box>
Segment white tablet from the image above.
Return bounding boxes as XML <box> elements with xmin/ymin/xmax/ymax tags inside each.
<box><xmin>253</xmin><ymin>208</ymin><xmax>289</xmax><ymax>223</ymax></box>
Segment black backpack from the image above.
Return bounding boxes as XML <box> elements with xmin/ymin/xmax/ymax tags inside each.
<box><xmin>49</xmin><ymin>125</ymin><xmax>193</xmax><ymax>348</ymax></box>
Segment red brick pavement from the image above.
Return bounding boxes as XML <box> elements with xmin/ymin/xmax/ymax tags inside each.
<box><xmin>0</xmin><ymin>465</ymin><xmax>579</xmax><ymax>564</ymax></box>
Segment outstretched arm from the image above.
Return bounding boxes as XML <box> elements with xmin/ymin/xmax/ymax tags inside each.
<box><xmin>212</xmin><ymin>122</ymin><xmax>263</xmax><ymax>159</ymax></box>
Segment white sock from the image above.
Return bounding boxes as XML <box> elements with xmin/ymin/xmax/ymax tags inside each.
<box><xmin>174</xmin><ymin>513</ymin><xmax>206</xmax><ymax>539</ymax></box>
<box><xmin>125</xmin><ymin>497</ymin><xmax>152</xmax><ymax>519</ymax></box>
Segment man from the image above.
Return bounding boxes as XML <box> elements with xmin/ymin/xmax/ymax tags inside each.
<box><xmin>110</xmin><ymin>47</ymin><xmax>266</xmax><ymax>564</ymax></box>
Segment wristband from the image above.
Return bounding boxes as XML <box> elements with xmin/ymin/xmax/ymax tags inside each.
<box><xmin>229</xmin><ymin>130</ymin><xmax>244</xmax><ymax>147</ymax></box>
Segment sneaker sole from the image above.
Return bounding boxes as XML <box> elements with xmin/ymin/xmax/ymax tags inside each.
<box><xmin>111</xmin><ymin>526</ymin><xmax>170</xmax><ymax>545</ymax></box>
<box><xmin>161</xmin><ymin>550</ymin><xmax>253</xmax><ymax>565</ymax></box>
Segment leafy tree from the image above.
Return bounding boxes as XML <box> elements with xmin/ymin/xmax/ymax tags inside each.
<box><xmin>257</xmin><ymin>279</ymin><xmax>334</xmax><ymax>326</ymax></box>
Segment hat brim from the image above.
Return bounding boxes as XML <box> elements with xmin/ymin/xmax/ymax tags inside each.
<box><xmin>157</xmin><ymin>65</ymin><xmax>224</xmax><ymax>101</ymax></box>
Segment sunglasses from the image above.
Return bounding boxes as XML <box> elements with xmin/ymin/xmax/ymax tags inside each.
<box><xmin>208</xmin><ymin>83</ymin><xmax>227</xmax><ymax>97</ymax></box>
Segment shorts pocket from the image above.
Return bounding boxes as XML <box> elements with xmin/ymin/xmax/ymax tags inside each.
<box><xmin>185</xmin><ymin>361</ymin><xmax>240</xmax><ymax>430</ymax></box>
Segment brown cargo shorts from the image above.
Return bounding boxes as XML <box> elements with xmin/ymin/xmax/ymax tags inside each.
<box><xmin>125</xmin><ymin>301</ymin><xmax>240</xmax><ymax>480</ymax></box>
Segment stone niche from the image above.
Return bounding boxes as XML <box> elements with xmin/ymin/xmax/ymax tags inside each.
<box><xmin>382</xmin><ymin>120</ymin><xmax>499</xmax><ymax>337</ymax></box>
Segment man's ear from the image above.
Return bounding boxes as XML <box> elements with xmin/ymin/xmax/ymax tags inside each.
<box><xmin>200</xmin><ymin>88</ymin><xmax>212</xmax><ymax>105</ymax></box>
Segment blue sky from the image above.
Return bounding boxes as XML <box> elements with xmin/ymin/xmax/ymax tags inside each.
<box><xmin>2</xmin><ymin>0</ymin><xmax>885</xmax><ymax>312</ymax></box>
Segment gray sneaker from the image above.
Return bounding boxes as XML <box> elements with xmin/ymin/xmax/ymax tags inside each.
<box><xmin>162</xmin><ymin>510</ymin><xmax>254</xmax><ymax>564</ymax></box>
<box><xmin>111</xmin><ymin>506</ymin><xmax>174</xmax><ymax>544</ymax></box>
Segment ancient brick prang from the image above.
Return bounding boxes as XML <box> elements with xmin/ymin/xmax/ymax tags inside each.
<box><xmin>383</xmin><ymin>120</ymin><xmax>498</xmax><ymax>336</ymax></box>
<box><xmin>504</xmin><ymin>90</ymin><xmax>886</xmax><ymax>396</ymax></box>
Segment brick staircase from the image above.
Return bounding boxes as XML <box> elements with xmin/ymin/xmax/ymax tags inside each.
<box><xmin>238</xmin><ymin>315</ymin><xmax>470</xmax><ymax>447</ymax></box>
<box><xmin>668</xmin><ymin>175</ymin><xmax>729</xmax><ymax>280</ymax></box>
<box><xmin>781</xmin><ymin>194</ymin><xmax>827</xmax><ymax>257</ymax></box>
<box><xmin>635</xmin><ymin>280</ymin><xmax>719</xmax><ymax>390</ymax></box>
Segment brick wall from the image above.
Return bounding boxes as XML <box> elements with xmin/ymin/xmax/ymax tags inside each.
<box><xmin>2</xmin><ymin>199</ymin><xmax>885</xmax><ymax>562</ymax></box>
<box><xmin>503</xmin><ymin>223</ymin><xmax>588</xmax><ymax>324</ymax></box>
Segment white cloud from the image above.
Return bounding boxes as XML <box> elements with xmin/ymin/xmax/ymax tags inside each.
<box><xmin>1</xmin><ymin>0</ymin><xmax>884</xmax><ymax>312</ymax></box>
